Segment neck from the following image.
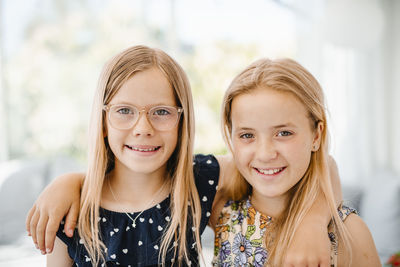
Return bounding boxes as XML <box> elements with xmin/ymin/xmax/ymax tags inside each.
<box><xmin>250</xmin><ymin>191</ymin><xmax>289</xmax><ymax>219</ymax></box>
<box><xmin>101</xmin><ymin>162</ymin><xmax>170</xmax><ymax>212</ymax></box>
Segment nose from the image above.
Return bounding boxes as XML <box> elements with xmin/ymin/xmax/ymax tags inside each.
<box><xmin>131</xmin><ymin>112</ymin><xmax>154</xmax><ymax>136</ymax></box>
<box><xmin>256</xmin><ymin>138</ymin><xmax>278</xmax><ymax>162</ymax></box>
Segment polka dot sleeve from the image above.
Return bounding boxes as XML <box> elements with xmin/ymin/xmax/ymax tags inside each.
<box><xmin>193</xmin><ymin>154</ymin><xmax>220</xmax><ymax>234</ymax></box>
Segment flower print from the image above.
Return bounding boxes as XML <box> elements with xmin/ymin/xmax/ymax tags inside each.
<box><xmin>218</xmin><ymin>211</ymin><xmax>231</xmax><ymax>225</ymax></box>
<box><xmin>247</xmin><ymin>206</ymin><xmax>256</xmax><ymax>225</ymax></box>
<box><xmin>214</xmin><ymin>225</ymin><xmax>230</xmax><ymax>251</ymax></box>
<box><xmin>219</xmin><ymin>240</ymin><xmax>231</xmax><ymax>262</ymax></box>
<box><xmin>231</xmin><ymin>210</ymin><xmax>245</xmax><ymax>225</ymax></box>
<box><xmin>253</xmin><ymin>247</ymin><xmax>267</xmax><ymax>267</ymax></box>
<box><xmin>259</xmin><ymin>214</ymin><xmax>272</xmax><ymax>229</ymax></box>
<box><xmin>232</xmin><ymin>233</ymin><xmax>252</xmax><ymax>266</ymax></box>
<box><xmin>328</xmin><ymin>232</ymin><xmax>335</xmax><ymax>242</ymax></box>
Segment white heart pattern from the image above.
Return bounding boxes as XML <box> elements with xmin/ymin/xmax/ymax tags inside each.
<box><xmin>206</xmin><ymin>159</ymin><xmax>212</xmax><ymax>164</ymax></box>
<box><xmin>154</xmin><ymin>245</ymin><xmax>159</xmax><ymax>250</ymax></box>
<box><xmin>202</xmin><ymin>196</ymin><xmax>208</xmax><ymax>202</ymax></box>
<box><xmin>110</xmin><ymin>231</ymin><xmax>114</xmax><ymax>237</ymax></box>
<box><xmin>122</xmin><ymin>249</ymin><xmax>128</xmax><ymax>254</ymax></box>
<box><xmin>126</xmin><ymin>226</ymin><xmax>130</xmax><ymax>231</ymax></box>
<box><xmin>139</xmin><ymin>217</ymin><xmax>145</xmax><ymax>222</ymax></box>
<box><xmin>138</xmin><ymin>241</ymin><xmax>143</xmax><ymax>246</ymax></box>
<box><xmin>208</xmin><ymin>180</ymin><xmax>214</xmax><ymax>185</ymax></box>
<box><xmin>110</xmin><ymin>254</ymin><xmax>116</xmax><ymax>259</ymax></box>
<box><xmin>114</xmin><ymin>228</ymin><xmax>119</xmax><ymax>232</ymax></box>
<box><xmin>79</xmin><ymin>238</ymin><xmax>84</xmax><ymax>244</ymax></box>
<box><xmin>206</xmin><ymin>212</ymin><xmax>211</xmax><ymax>217</ymax></box>
<box><xmin>149</xmin><ymin>218</ymin><xmax>153</xmax><ymax>224</ymax></box>
<box><xmin>102</xmin><ymin>217</ymin><xmax>106</xmax><ymax>222</ymax></box>
<box><xmin>158</xmin><ymin>225</ymin><xmax>163</xmax><ymax>231</ymax></box>
<box><xmin>165</xmin><ymin>216</ymin><xmax>170</xmax><ymax>222</ymax></box>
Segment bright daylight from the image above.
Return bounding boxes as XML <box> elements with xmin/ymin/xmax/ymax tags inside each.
<box><xmin>0</xmin><ymin>0</ymin><xmax>399</xmax><ymax>266</ymax></box>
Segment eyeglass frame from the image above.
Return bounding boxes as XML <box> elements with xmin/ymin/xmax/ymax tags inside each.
<box><xmin>102</xmin><ymin>104</ymin><xmax>184</xmax><ymax>131</ymax></box>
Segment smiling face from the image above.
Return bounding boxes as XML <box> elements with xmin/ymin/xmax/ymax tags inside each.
<box><xmin>105</xmin><ymin>67</ymin><xmax>179</xmax><ymax>178</ymax></box>
<box><xmin>230</xmin><ymin>87</ymin><xmax>322</xmax><ymax>205</ymax></box>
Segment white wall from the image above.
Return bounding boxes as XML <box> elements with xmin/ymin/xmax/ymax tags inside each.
<box><xmin>295</xmin><ymin>0</ymin><xmax>400</xmax><ymax>183</ymax></box>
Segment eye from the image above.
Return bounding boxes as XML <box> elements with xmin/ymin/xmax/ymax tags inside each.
<box><xmin>152</xmin><ymin>108</ymin><xmax>172</xmax><ymax>116</ymax></box>
<box><xmin>239</xmin><ymin>133</ymin><xmax>254</xmax><ymax>139</ymax></box>
<box><xmin>276</xmin><ymin>131</ymin><xmax>292</xmax><ymax>137</ymax></box>
<box><xmin>116</xmin><ymin>107</ymin><xmax>134</xmax><ymax>115</ymax></box>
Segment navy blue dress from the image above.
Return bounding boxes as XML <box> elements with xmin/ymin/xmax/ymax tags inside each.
<box><xmin>56</xmin><ymin>154</ymin><xmax>220</xmax><ymax>267</ymax></box>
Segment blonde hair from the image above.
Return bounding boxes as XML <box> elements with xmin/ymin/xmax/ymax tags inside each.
<box><xmin>78</xmin><ymin>45</ymin><xmax>202</xmax><ymax>266</ymax></box>
<box><xmin>221</xmin><ymin>58</ymin><xmax>351</xmax><ymax>266</ymax></box>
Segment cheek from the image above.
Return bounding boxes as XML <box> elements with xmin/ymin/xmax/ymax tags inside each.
<box><xmin>164</xmin><ymin>128</ymin><xmax>179</xmax><ymax>151</ymax></box>
<box><xmin>106</xmin><ymin>129</ymin><xmax>121</xmax><ymax>153</ymax></box>
<box><xmin>232</xmin><ymin>140</ymin><xmax>253</xmax><ymax>168</ymax></box>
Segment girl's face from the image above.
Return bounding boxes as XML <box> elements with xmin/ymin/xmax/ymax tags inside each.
<box><xmin>230</xmin><ymin>88</ymin><xmax>322</xmax><ymax>203</ymax></box>
<box><xmin>106</xmin><ymin>67</ymin><xmax>179</xmax><ymax>177</ymax></box>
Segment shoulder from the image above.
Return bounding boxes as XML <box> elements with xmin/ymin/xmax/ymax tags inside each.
<box><xmin>193</xmin><ymin>154</ymin><xmax>220</xmax><ymax>176</ymax></box>
<box><xmin>337</xmin><ymin>213</ymin><xmax>381</xmax><ymax>267</ymax></box>
<box><xmin>193</xmin><ymin>154</ymin><xmax>220</xmax><ymax>194</ymax></box>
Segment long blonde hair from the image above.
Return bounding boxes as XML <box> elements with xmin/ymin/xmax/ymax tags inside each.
<box><xmin>78</xmin><ymin>45</ymin><xmax>202</xmax><ymax>266</ymax></box>
<box><xmin>221</xmin><ymin>58</ymin><xmax>351</xmax><ymax>266</ymax></box>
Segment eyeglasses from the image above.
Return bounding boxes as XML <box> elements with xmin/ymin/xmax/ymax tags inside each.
<box><xmin>103</xmin><ymin>104</ymin><xmax>183</xmax><ymax>131</ymax></box>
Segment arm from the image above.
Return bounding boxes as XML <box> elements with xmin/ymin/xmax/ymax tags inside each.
<box><xmin>25</xmin><ymin>172</ymin><xmax>84</xmax><ymax>254</ymax></box>
<box><xmin>338</xmin><ymin>214</ymin><xmax>380</xmax><ymax>267</ymax></box>
<box><xmin>283</xmin><ymin>156</ymin><xmax>343</xmax><ymax>267</ymax></box>
<box><xmin>46</xmin><ymin>237</ymin><xmax>74</xmax><ymax>267</ymax></box>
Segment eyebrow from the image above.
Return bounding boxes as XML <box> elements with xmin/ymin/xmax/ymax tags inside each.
<box><xmin>234</xmin><ymin>123</ymin><xmax>297</xmax><ymax>131</ymax></box>
<box><xmin>109</xmin><ymin>102</ymin><xmax>175</xmax><ymax>107</ymax></box>
<box><xmin>271</xmin><ymin>123</ymin><xmax>296</xmax><ymax>129</ymax></box>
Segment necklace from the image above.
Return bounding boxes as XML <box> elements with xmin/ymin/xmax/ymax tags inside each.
<box><xmin>107</xmin><ymin>178</ymin><xmax>167</xmax><ymax>228</ymax></box>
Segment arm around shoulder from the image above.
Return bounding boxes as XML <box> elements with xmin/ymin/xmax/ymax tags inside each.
<box><xmin>26</xmin><ymin>172</ymin><xmax>85</xmax><ymax>254</ymax></box>
<box><xmin>339</xmin><ymin>213</ymin><xmax>381</xmax><ymax>267</ymax></box>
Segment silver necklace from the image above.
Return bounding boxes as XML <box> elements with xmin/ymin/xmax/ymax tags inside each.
<box><xmin>107</xmin><ymin>178</ymin><xmax>167</xmax><ymax>228</ymax></box>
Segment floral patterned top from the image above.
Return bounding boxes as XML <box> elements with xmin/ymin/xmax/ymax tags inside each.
<box><xmin>212</xmin><ymin>198</ymin><xmax>357</xmax><ymax>267</ymax></box>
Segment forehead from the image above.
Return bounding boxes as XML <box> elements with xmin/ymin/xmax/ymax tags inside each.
<box><xmin>231</xmin><ymin>88</ymin><xmax>310</xmax><ymax>129</ymax></box>
<box><xmin>110</xmin><ymin>67</ymin><xmax>176</xmax><ymax>106</ymax></box>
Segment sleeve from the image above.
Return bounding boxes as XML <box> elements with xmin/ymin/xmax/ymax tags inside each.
<box><xmin>56</xmin><ymin>219</ymin><xmax>87</xmax><ymax>264</ymax></box>
<box><xmin>338</xmin><ymin>204</ymin><xmax>358</xmax><ymax>221</ymax></box>
<box><xmin>193</xmin><ymin>154</ymin><xmax>220</xmax><ymax>233</ymax></box>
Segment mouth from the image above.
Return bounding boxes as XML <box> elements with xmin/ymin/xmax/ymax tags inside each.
<box><xmin>125</xmin><ymin>145</ymin><xmax>161</xmax><ymax>152</ymax></box>
<box><xmin>254</xmin><ymin>166</ymin><xmax>286</xmax><ymax>176</ymax></box>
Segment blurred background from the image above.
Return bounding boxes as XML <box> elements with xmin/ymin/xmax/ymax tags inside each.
<box><xmin>0</xmin><ymin>0</ymin><xmax>399</xmax><ymax>266</ymax></box>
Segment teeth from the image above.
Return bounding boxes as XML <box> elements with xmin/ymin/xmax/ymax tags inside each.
<box><xmin>257</xmin><ymin>167</ymin><xmax>283</xmax><ymax>175</ymax></box>
<box><xmin>128</xmin><ymin>146</ymin><xmax>158</xmax><ymax>152</ymax></box>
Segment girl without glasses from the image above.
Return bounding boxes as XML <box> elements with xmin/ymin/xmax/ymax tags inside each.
<box><xmin>27</xmin><ymin>46</ymin><xmax>342</xmax><ymax>266</ymax></box>
<box><xmin>212</xmin><ymin>58</ymin><xmax>380</xmax><ymax>266</ymax></box>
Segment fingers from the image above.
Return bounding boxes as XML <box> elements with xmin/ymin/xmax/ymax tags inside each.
<box><xmin>29</xmin><ymin>209</ymin><xmax>40</xmax><ymax>249</ymax></box>
<box><xmin>26</xmin><ymin>205</ymin><xmax>36</xmax><ymax>236</ymax></box>
<box><xmin>45</xmin><ymin>216</ymin><xmax>61</xmax><ymax>254</ymax></box>
<box><xmin>64</xmin><ymin>201</ymin><xmax>79</xmax><ymax>237</ymax></box>
<box><xmin>36</xmin><ymin>212</ymin><xmax>49</xmax><ymax>254</ymax></box>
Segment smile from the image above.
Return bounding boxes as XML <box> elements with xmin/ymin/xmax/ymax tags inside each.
<box><xmin>254</xmin><ymin>167</ymin><xmax>286</xmax><ymax>175</ymax></box>
<box><xmin>125</xmin><ymin>145</ymin><xmax>161</xmax><ymax>152</ymax></box>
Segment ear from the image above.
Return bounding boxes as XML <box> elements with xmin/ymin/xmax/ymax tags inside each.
<box><xmin>311</xmin><ymin>121</ymin><xmax>324</xmax><ymax>152</ymax></box>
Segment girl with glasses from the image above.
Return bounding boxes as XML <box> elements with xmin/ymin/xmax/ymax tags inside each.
<box><xmin>27</xmin><ymin>45</ymin><xmax>342</xmax><ymax>266</ymax></box>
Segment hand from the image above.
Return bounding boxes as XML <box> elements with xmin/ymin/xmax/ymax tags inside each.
<box><xmin>25</xmin><ymin>172</ymin><xmax>83</xmax><ymax>254</ymax></box>
<box><xmin>283</xmin><ymin>219</ymin><xmax>331</xmax><ymax>267</ymax></box>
